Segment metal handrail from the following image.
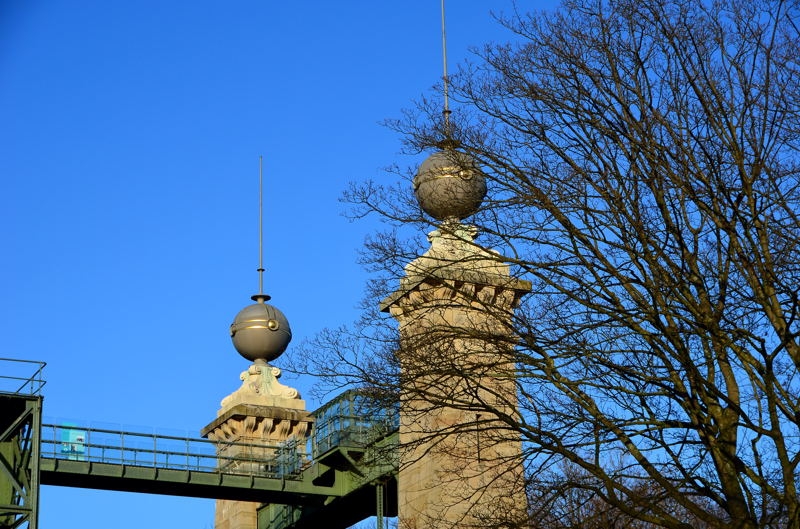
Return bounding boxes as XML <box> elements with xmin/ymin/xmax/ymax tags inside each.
<box><xmin>30</xmin><ymin>385</ymin><xmax>400</xmax><ymax>488</ymax></box>
<box><xmin>40</xmin><ymin>423</ymin><xmax>308</xmax><ymax>478</ymax></box>
<box><xmin>0</xmin><ymin>357</ymin><xmax>46</xmax><ymax>396</ymax></box>
<box><xmin>310</xmin><ymin>390</ymin><xmax>399</xmax><ymax>458</ymax></box>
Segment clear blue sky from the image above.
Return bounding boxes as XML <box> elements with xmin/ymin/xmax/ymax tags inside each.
<box><xmin>1</xmin><ymin>1</ymin><xmax>557</xmax><ymax>527</ymax></box>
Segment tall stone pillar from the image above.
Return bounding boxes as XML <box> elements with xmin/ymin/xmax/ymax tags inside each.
<box><xmin>201</xmin><ymin>360</ymin><xmax>312</xmax><ymax>529</ymax></box>
<box><xmin>382</xmin><ymin>224</ymin><xmax>530</xmax><ymax>529</ymax></box>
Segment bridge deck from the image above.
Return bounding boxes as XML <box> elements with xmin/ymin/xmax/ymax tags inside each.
<box><xmin>38</xmin><ymin>423</ymin><xmax>346</xmax><ymax>503</ymax></box>
<box><xmin>28</xmin><ymin>389</ymin><xmax>400</xmax><ymax>529</ymax></box>
<box><xmin>40</xmin><ymin>457</ymin><xmax>341</xmax><ymax>503</ymax></box>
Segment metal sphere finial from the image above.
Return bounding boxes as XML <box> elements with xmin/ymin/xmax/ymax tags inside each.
<box><xmin>230</xmin><ymin>297</ymin><xmax>292</xmax><ymax>363</ymax></box>
<box><xmin>413</xmin><ymin>146</ymin><xmax>486</xmax><ymax>221</ymax></box>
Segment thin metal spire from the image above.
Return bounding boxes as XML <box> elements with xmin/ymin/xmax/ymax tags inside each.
<box><xmin>250</xmin><ymin>156</ymin><xmax>271</xmax><ymax>302</ymax></box>
<box><xmin>257</xmin><ymin>155</ymin><xmax>265</xmax><ymax>297</ymax></box>
<box><xmin>441</xmin><ymin>0</ymin><xmax>452</xmax><ymax>137</ymax></box>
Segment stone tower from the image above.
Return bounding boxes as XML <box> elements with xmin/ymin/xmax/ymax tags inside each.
<box><xmin>201</xmin><ymin>353</ymin><xmax>311</xmax><ymax>529</ymax></box>
<box><xmin>381</xmin><ymin>146</ymin><xmax>530</xmax><ymax>529</ymax></box>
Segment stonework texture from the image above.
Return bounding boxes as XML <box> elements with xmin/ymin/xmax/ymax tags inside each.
<box><xmin>202</xmin><ymin>362</ymin><xmax>312</xmax><ymax>529</ymax></box>
<box><xmin>384</xmin><ymin>226</ymin><xmax>530</xmax><ymax>529</ymax></box>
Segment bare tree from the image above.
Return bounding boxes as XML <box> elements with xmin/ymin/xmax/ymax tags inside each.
<box><xmin>529</xmin><ymin>459</ymin><xmax>722</xmax><ymax>529</ymax></box>
<box><xmin>293</xmin><ymin>1</ymin><xmax>800</xmax><ymax>528</ymax></box>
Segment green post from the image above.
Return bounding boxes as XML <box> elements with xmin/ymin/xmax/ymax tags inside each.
<box><xmin>375</xmin><ymin>481</ymin><xmax>384</xmax><ymax>529</ymax></box>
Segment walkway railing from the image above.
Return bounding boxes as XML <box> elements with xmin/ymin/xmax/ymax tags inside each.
<box><xmin>0</xmin><ymin>357</ymin><xmax>46</xmax><ymax>396</ymax></box>
<box><xmin>38</xmin><ymin>393</ymin><xmax>399</xmax><ymax>483</ymax></box>
<box><xmin>40</xmin><ymin>423</ymin><xmax>307</xmax><ymax>478</ymax></box>
<box><xmin>311</xmin><ymin>389</ymin><xmax>399</xmax><ymax>458</ymax></box>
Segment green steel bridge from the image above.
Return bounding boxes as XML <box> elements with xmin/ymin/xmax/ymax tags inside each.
<box><xmin>0</xmin><ymin>358</ymin><xmax>398</xmax><ymax>529</ymax></box>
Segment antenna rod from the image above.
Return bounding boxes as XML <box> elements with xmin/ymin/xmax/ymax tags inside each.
<box><xmin>441</xmin><ymin>0</ymin><xmax>451</xmax><ymax>136</ymax></box>
<box><xmin>257</xmin><ymin>155</ymin><xmax>265</xmax><ymax>296</ymax></box>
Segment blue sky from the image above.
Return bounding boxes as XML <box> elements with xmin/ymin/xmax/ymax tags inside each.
<box><xmin>1</xmin><ymin>1</ymin><xmax>557</xmax><ymax>527</ymax></box>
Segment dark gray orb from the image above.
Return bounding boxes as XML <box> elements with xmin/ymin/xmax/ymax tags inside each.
<box><xmin>230</xmin><ymin>300</ymin><xmax>292</xmax><ymax>363</ymax></box>
<box><xmin>413</xmin><ymin>149</ymin><xmax>486</xmax><ymax>221</ymax></box>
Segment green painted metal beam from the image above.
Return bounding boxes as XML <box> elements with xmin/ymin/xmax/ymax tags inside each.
<box><xmin>0</xmin><ymin>393</ymin><xmax>42</xmax><ymax>529</ymax></box>
<box><xmin>37</xmin><ymin>419</ymin><xmax>399</xmax><ymax>515</ymax></box>
<box><xmin>259</xmin><ymin>431</ymin><xmax>399</xmax><ymax>529</ymax></box>
<box><xmin>1</xmin><ymin>363</ymin><xmax>400</xmax><ymax>529</ymax></box>
<box><xmin>39</xmin><ymin>456</ymin><xmax>349</xmax><ymax>504</ymax></box>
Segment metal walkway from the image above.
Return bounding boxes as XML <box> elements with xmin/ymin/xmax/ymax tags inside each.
<box><xmin>261</xmin><ymin>391</ymin><xmax>399</xmax><ymax>529</ymax></box>
<box><xmin>1</xmin><ymin>359</ymin><xmax>398</xmax><ymax>529</ymax></box>
<box><xmin>39</xmin><ymin>394</ymin><xmax>399</xmax><ymax>529</ymax></box>
<box><xmin>38</xmin><ymin>423</ymin><xmax>344</xmax><ymax>504</ymax></box>
<box><xmin>37</xmin><ymin>396</ymin><xmax>400</xmax><ymax>529</ymax></box>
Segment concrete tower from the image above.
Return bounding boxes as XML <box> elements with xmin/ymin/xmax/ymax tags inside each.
<box><xmin>382</xmin><ymin>146</ymin><xmax>530</xmax><ymax>529</ymax></box>
<box><xmin>202</xmin><ymin>163</ymin><xmax>312</xmax><ymax>529</ymax></box>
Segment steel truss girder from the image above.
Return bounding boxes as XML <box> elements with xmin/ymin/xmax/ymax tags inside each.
<box><xmin>258</xmin><ymin>431</ymin><xmax>399</xmax><ymax>529</ymax></box>
<box><xmin>0</xmin><ymin>394</ymin><xmax>42</xmax><ymax>529</ymax></box>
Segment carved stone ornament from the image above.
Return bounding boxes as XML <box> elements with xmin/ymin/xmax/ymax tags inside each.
<box><xmin>220</xmin><ymin>360</ymin><xmax>302</xmax><ymax>410</ymax></box>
